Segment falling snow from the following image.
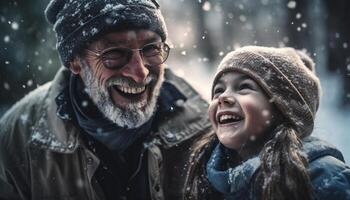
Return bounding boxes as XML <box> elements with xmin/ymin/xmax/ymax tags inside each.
<box><xmin>4</xmin><ymin>35</ymin><xmax>10</xmax><ymax>43</ymax></box>
<box><xmin>27</xmin><ymin>80</ymin><xmax>33</xmax><ymax>87</ymax></box>
<box><xmin>3</xmin><ymin>82</ymin><xmax>10</xmax><ymax>90</ymax></box>
<box><xmin>82</xmin><ymin>100</ymin><xmax>88</xmax><ymax>107</ymax></box>
<box><xmin>296</xmin><ymin>13</ymin><xmax>302</xmax><ymax>19</ymax></box>
<box><xmin>239</xmin><ymin>15</ymin><xmax>247</xmax><ymax>22</ymax></box>
<box><xmin>287</xmin><ymin>1</ymin><xmax>297</xmax><ymax>9</ymax></box>
<box><xmin>10</xmin><ymin>21</ymin><xmax>19</xmax><ymax>30</ymax></box>
<box><xmin>202</xmin><ymin>1</ymin><xmax>211</xmax><ymax>11</ymax></box>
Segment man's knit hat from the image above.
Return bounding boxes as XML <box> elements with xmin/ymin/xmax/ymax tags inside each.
<box><xmin>45</xmin><ymin>0</ymin><xmax>168</xmax><ymax>67</ymax></box>
<box><xmin>212</xmin><ymin>46</ymin><xmax>321</xmax><ymax>137</ymax></box>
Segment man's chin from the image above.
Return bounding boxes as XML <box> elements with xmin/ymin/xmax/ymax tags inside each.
<box><xmin>101</xmin><ymin>87</ymin><xmax>157</xmax><ymax>128</ymax></box>
<box><xmin>99</xmin><ymin>71</ymin><xmax>164</xmax><ymax>128</ymax></box>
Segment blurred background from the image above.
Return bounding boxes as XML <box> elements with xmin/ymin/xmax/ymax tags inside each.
<box><xmin>0</xmin><ymin>0</ymin><xmax>349</xmax><ymax>162</ymax></box>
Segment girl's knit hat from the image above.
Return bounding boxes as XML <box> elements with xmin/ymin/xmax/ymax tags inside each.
<box><xmin>212</xmin><ymin>46</ymin><xmax>321</xmax><ymax>137</ymax></box>
<box><xmin>45</xmin><ymin>0</ymin><xmax>168</xmax><ymax>67</ymax></box>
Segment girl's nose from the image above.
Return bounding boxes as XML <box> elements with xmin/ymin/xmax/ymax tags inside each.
<box><xmin>218</xmin><ymin>94</ymin><xmax>236</xmax><ymax>106</ymax></box>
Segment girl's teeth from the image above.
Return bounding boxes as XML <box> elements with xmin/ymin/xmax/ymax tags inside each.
<box><xmin>219</xmin><ymin>114</ymin><xmax>242</xmax><ymax>123</ymax></box>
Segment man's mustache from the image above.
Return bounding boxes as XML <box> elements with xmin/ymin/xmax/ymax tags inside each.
<box><xmin>106</xmin><ymin>74</ymin><xmax>157</xmax><ymax>88</ymax></box>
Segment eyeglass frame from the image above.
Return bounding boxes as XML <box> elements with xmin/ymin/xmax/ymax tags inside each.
<box><xmin>85</xmin><ymin>41</ymin><xmax>171</xmax><ymax>69</ymax></box>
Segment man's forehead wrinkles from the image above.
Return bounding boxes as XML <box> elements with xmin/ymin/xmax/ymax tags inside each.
<box><xmin>99</xmin><ymin>38</ymin><xmax>124</xmax><ymax>47</ymax></box>
<box><xmin>99</xmin><ymin>32</ymin><xmax>161</xmax><ymax>47</ymax></box>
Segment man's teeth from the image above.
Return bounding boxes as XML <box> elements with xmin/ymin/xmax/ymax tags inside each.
<box><xmin>219</xmin><ymin>114</ymin><xmax>242</xmax><ymax>123</ymax></box>
<box><xmin>116</xmin><ymin>85</ymin><xmax>146</xmax><ymax>94</ymax></box>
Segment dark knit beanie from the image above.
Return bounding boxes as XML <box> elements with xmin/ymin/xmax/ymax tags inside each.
<box><xmin>212</xmin><ymin>46</ymin><xmax>322</xmax><ymax>137</ymax></box>
<box><xmin>45</xmin><ymin>0</ymin><xmax>168</xmax><ymax>67</ymax></box>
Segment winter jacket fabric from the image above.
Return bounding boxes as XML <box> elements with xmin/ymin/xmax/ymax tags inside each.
<box><xmin>188</xmin><ymin>136</ymin><xmax>350</xmax><ymax>200</ymax></box>
<box><xmin>0</xmin><ymin>67</ymin><xmax>211</xmax><ymax>200</ymax></box>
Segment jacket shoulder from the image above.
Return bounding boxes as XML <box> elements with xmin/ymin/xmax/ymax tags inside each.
<box><xmin>156</xmin><ymin>68</ymin><xmax>211</xmax><ymax>148</ymax></box>
<box><xmin>0</xmin><ymin>82</ymin><xmax>51</xmax><ymax>147</ymax></box>
<box><xmin>309</xmin><ymin>155</ymin><xmax>350</xmax><ymax>200</ymax></box>
<box><xmin>304</xmin><ymin>137</ymin><xmax>350</xmax><ymax>199</ymax></box>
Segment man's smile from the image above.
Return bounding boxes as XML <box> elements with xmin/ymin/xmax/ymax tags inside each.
<box><xmin>114</xmin><ymin>85</ymin><xmax>146</xmax><ymax>95</ymax></box>
<box><xmin>107</xmin><ymin>75</ymin><xmax>155</xmax><ymax>107</ymax></box>
<box><xmin>109</xmin><ymin>84</ymin><xmax>150</xmax><ymax>108</ymax></box>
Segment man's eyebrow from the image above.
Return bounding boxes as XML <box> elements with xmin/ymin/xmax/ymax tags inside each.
<box><xmin>100</xmin><ymin>38</ymin><xmax>124</xmax><ymax>46</ymax></box>
<box><xmin>142</xmin><ymin>36</ymin><xmax>161</xmax><ymax>44</ymax></box>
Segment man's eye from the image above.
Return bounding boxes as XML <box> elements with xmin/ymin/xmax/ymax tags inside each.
<box><xmin>143</xmin><ymin>44</ymin><xmax>161</xmax><ymax>57</ymax></box>
<box><xmin>103</xmin><ymin>49</ymin><xmax>127</xmax><ymax>59</ymax></box>
<box><xmin>102</xmin><ymin>59</ymin><xmax>123</xmax><ymax>69</ymax></box>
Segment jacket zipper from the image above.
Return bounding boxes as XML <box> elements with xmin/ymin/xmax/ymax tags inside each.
<box><xmin>125</xmin><ymin>146</ymin><xmax>147</xmax><ymax>190</ymax></box>
<box><xmin>79</xmin><ymin>147</ymin><xmax>95</xmax><ymax>200</ymax></box>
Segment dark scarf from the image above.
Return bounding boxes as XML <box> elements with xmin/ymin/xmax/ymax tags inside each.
<box><xmin>69</xmin><ymin>74</ymin><xmax>153</xmax><ymax>153</ymax></box>
<box><xmin>55</xmin><ymin>74</ymin><xmax>187</xmax><ymax>153</ymax></box>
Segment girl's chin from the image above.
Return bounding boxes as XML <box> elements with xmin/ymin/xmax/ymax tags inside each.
<box><xmin>217</xmin><ymin>133</ymin><xmax>246</xmax><ymax>150</ymax></box>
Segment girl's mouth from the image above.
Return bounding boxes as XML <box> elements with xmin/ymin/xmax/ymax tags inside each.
<box><xmin>217</xmin><ymin>112</ymin><xmax>244</xmax><ymax>125</ymax></box>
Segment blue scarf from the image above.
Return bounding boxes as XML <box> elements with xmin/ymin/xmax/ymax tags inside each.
<box><xmin>206</xmin><ymin>143</ymin><xmax>260</xmax><ymax>197</ymax></box>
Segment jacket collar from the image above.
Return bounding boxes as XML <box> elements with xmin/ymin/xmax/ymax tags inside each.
<box><xmin>30</xmin><ymin>67</ymin><xmax>80</xmax><ymax>153</ymax></box>
<box><xmin>302</xmin><ymin>136</ymin><xmax>345</xmax><ymax>162</ymax></box>
<box><xmin>154</xmin><ymin>68</ymin><xmax>211</xmax><ymax>148</ymax></box>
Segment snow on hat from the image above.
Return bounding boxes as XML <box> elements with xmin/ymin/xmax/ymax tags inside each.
<box><xmin>45</xmin><ymin>0</ymin><xmax>168</xmax><ymax>67</ymax></box>
<box><xmin>212</xmin><ymin>46</ymin><xmax>322</xmax><ymax>137</ymax></box>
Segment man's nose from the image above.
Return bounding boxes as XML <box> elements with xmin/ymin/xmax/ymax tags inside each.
<box><xmin>120</xmin><ymin>51</ymin><xmax>149</xmax><ymax>83</ymax></box>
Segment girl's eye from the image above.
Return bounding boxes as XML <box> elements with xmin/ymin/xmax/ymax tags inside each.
<box><xmin>213</xmin><ymin>87</ymin><xmax>224</xmax><ymax>97</ymax></box>
<box><xmin>238</xmin><ymin>83</ymin><xmax>254</xmax><ymax>91</ymax></box>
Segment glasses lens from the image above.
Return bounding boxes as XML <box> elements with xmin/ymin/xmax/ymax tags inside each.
<box><xmin>143</xmin><ymin>42</ymin><xmax>170</xmax><ymax>66</ymax></box>
<box><xmin>99</xmin><ymin>43</ymin><xmax>170</xmax><ymax>69</ymax></box>
<box><xmin>101</xmin><ymin>48</ymin><xmax>130</xmax><ymax>69</ymax></box>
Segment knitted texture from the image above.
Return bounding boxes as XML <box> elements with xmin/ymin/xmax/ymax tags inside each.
<box><xmin>45</xmin><ymin>0</ymin><xmax>168</xmax><ymax>67</ymax></box>
<box><xmin>212</xmin><ymin>46</ymin><xmax>321</xmax><ymax>137</ymax></box>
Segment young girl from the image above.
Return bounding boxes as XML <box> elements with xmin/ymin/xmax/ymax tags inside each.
<box><xmin>184</xmin><ymin>46</ymin><xmax>350</xmax><ymax>200</ymax></box>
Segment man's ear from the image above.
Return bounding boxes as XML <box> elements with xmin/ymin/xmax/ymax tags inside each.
<box><xmin>69</xmin><ymin>57</ymin><xmax>82</xmax><ymax>75</ymax></box>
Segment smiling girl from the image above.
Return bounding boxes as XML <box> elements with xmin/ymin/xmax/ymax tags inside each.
<box><xmin>184</xmin><ymin>46</ymin><xmax>350</xmax><ymax>200</ymax></box>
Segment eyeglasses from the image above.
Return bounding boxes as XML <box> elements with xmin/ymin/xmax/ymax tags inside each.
<box><xmin>86</xmin><ymin>42</ymin><xmax>170</xmax><ymax>70</ymax></box>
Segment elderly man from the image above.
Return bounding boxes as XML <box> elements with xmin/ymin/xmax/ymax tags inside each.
<box><xmin>0</xmin><ymin>0</ymin><xmax>210</xmax><ymax>199</ymax></box>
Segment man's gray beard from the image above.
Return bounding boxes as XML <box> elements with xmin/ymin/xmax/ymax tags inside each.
<box><xmin>79</xmin><ymin>60</ymin><xmax>164</xmax><ymax>128</ymax></box>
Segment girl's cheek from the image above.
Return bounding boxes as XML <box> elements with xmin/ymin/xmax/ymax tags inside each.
<box><xmin>208</xmin><ymin>100</ymin><xmax>218</xmax><ymax>130</ymax></box>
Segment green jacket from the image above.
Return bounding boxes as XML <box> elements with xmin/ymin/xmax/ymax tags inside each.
<box><xmin>0</xmin><ymin>67</ymin><xmax>211</xmax><ymax>200</ymax></box>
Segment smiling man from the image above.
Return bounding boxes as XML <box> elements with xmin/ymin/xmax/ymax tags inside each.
<box><xmin>0</xmin><ymin>0</ymin><xmax>210</xmax><ymax>199</ymax></box>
